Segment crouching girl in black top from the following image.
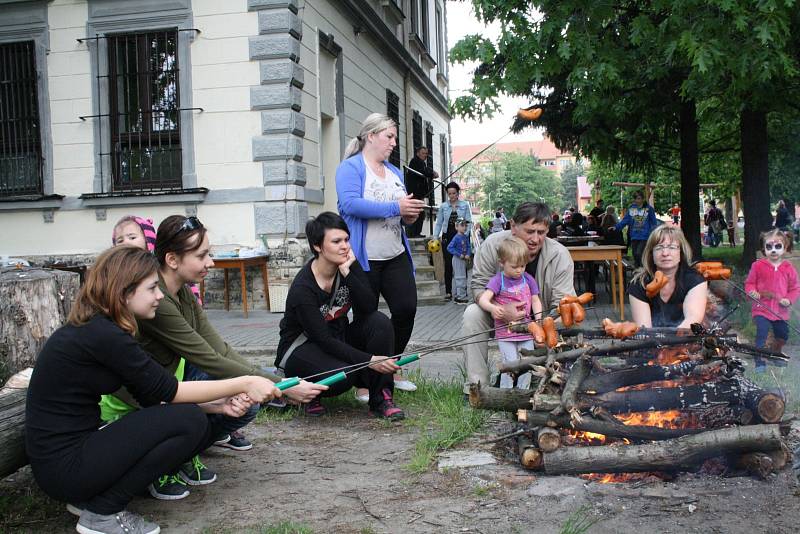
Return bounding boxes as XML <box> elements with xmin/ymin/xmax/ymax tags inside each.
<box><xmin>276</xmin><ymin>212</ymin><xmax>405</xmax><ymax>420</ymax></box>
<box><xmin>26</xmin><ymin>247</ymin><xmax>282</xmax><ymax>534</ymax></box>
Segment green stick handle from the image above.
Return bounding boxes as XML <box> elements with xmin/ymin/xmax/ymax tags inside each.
<box><xmin>276</xmin><ymin>377</ymin><xmax>300</xmax><ymax>390</ymax></box>
<box><xmin>395</xmin><ymin>353</ymin><xmax>420</xmax><ymax>366</ymax></box>
<box><xmin>316</xmin><ymin>371</ymin><xmax>347</xmax><ymax>387</ymax></box>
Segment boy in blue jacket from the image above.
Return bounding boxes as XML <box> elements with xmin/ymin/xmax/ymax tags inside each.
<box><xmin>447</xmin><ymin>218</ymin><xmax>471</xmax><ymax>303</ymax></box>
<box><xmin>615</xmin><ymin>190</ymin><xmax>659</xmax><ymax>267</ymax></box>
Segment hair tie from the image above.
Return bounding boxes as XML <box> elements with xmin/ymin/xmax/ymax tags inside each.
<box><xmin>357</xmin><ymin>135</ymin><xmax>363</xmax><ymax>142</ymax></box>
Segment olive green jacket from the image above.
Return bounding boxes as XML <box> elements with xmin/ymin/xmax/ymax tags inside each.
<box><xmin>113</xmin><ymin>275</ymin><xmax>281</xmax><ymax>407</ymax></box>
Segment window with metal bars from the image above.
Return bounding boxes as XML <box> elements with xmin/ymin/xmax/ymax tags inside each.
<box><xmin>386</xmin><ymin>89</ymin><xmax>400</xmax><ymax>168</ymax></box>
<box><xmin>0</xmin><ymin>41</ymin><xmax>43</xmax><ymax>198</ymax></box>
<box><xmin>412</xmin><ymin>111</ymin><xmax>422</xmax><ymax>153</ymax></box>
<box><xmin>107</xmin><ymin>29</ymin><xmax>181</xmax><ymax>192</ymax></box>
<box><xmin>425</xmin><ymin>121</ymin><xmax>434</xmax><ymax>168</ymax></box>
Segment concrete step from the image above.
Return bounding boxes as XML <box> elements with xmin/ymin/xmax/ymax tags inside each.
<box><xmin>416</xmin><ymin>280</ymin><xmax>443</xmax><ymax>298</ymax></box>
<box><xmin>415</xmin><ymin>265</ymin><xmax>436</xmax><ymax>282</ymax></box>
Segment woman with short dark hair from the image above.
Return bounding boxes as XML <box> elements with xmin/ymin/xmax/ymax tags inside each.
<box><xmin>277</xmin><ymin>212</ymin><xmax>404</xmax><ymax>419</ymax></box>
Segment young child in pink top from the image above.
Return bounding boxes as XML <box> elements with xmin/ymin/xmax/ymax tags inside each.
<box><xmin>477</xmin><ymin>237</ymin><xmax>543</xmax><ymax>388</ymax></box>
<box><xmin>744</xmin><ymin>229</ymin><xmax>799</xmax><ymax>370</ymax></box>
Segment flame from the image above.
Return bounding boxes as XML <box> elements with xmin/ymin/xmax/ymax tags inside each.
<box><xmin>581</xmin><ymin>472</ymin><xmax>670</xmax><ymax>484</ymax></box>
<box><xmin>617</xmin><ymin>410</ymin><xmax>700</xmax><ymax>429</ymax></box>
<box><xmin>648</xmin><ymin>347</ymin><xmax>692</xmax><ymax>366</ymax></box>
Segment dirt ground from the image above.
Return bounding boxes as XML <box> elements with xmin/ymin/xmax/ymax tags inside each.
<box><xmin>3</xmin><ymin>399</ymin><xmax>800</xmax><ymax>534</ymax></box>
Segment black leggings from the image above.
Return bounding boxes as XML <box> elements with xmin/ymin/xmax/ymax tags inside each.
<box><xmin>32</xmin><ymin>403</ymin><xmax>210</xmax><ymax>515</ymax></box>
<box><xmin>366</xmin><ymin>253</ymin><xmax>417</xmax><ymax>353</ymax></box>
<box><xmin>442</xmin><ymin>237</ymin><xmax>454</xmax><ymax>296</ymax></box>
<box><xmin>284</xmin><ymin>311</ymin><xmax>394</xmax><ymax>409</ymax></box>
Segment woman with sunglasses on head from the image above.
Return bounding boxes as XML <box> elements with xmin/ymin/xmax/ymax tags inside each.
<box><xmin>277</xmin><ymin>212</ymin><xmax>404</xmax><ymax>419</ymax></box>
<box><xmin>628</xmin><ymin>226</ymin><xmax>708</xmax><ymax>329</ymax></box>
<box><xmin>26</xmin><ymin>247</ymin><xmax>282</xmax><ymax>534</ymax></box>
<box><xmin>745</xmin><ymin>229</ymin><xmax>799</xmax><ymax>370</ymax></box>
<box><xmin>123</xmin><ymin>216</ymin><xmax>326</xmax><ymax>484</ymax></box>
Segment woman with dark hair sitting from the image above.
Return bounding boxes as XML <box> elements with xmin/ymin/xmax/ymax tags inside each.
<box><xmin>276</xmin><ymin>212</ymin><xmax>405</xmax><ymax>420</ymax></box>
<box><xmin>26</xmin><ymin>247</ymin><xmax>281</xmax><ymax>534</ymax></box>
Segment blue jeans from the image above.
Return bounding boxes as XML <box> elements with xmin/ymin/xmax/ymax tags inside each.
<box><xmin>754</xmin><ymin>315</ymin><xmax>789</xmax><ymax>348</ymax></box>
<box><xmin>183</xmin><ymin>364</ymin><xmax>259</xmax><ymax>440</ymax></box>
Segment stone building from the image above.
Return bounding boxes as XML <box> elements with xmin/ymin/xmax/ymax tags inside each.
<box><xmin>0</xmin><ymin>0</ymin><xmax>451</xmax><ymax>307</ymax></box>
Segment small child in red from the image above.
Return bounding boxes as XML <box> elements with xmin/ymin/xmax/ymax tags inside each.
<box><xmin>744</xmin><ymin>229</ymin><xmax>799</xmax><ymax>371</ymax></box>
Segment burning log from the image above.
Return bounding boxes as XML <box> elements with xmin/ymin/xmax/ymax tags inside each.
<box><xmin>581</xmin><ymin>360</ymin><xmax>723</xmax><ymax>394</ymax></box>
<box><xmin>532</xmin><ymin>424</ymin><xmax>782</xmax><ymax>475</ymax></box>
<box><xmin>501</xmin><ymin>347</ymin><xmax>591</xmax><ymax>373</ymax></box>
<box><xmin>518</xmin><ymin>410</ymin><xmax>704</xmax><ymax>442</ymax></box>
<box><xmin>586</xmin><ymin>375</ymin><xmax>785</xmax><ymax>423</ymax></box>
<box><xmin>559</xmin><ymin>354</ymin><xmax>593</xmax><ymax>417</ymax></box>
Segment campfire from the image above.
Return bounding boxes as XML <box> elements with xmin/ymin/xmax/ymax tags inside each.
<box><xmin>469</xmin><ymin>320</ymin><xmax>791</xmax><ymax>481</ymax></box>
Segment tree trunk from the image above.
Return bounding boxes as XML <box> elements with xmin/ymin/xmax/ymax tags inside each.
<box><xmin>468</xmin><ymin>383</ymin><xmax>535</xmax><ymax>411</ymax></box>
<box><xmin>680</xmin><ymin>98</ymin><xmax>702</xmax><ymax>258</ymax></box>
<box><xmin>0</xmin><ymin>388</ymin><xmax>27</xmax><ymax>479</ymax></box>
<box><xmin>740</xmin><ymin>106</ymin><xmax>772</xmax><ymax>267</ymax></box>
<box><xmin>535</xmin><ymin>424</ymin><xmax>782</xmax><ymax>474</ymax></box>
<box><xmin>0</xmin><ymin>268</ymin><xmax>80</xmax><ymax>381</ymax></box>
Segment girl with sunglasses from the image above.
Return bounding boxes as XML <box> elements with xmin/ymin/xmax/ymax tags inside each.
<box><xmin>116</xmin><ymin>216</ymin><xmax>326</xmax><ymax>483</ymax></box>
<box><xmin>745</xmin><ymin>229</ymin><xmax>799</xmax><ymax>369</ymax></box>
<box><xmin>26</xmin><ymin>247</ymin><xmax>282</xmax><ymax>534</ymax></box>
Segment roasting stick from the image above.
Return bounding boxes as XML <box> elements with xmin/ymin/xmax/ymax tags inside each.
<box><xmin>275</xmin><ymin>301</ymin><xmax>590</xmax><ymax>390</ymax></box>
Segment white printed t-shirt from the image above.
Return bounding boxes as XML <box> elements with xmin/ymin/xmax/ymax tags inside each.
<box><xmin>363</xmin><ymin>156</ymin><xmax>406</xmax><ymax>260</ymax></box>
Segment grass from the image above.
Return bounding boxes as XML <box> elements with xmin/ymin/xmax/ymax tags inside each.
<box><xmin>700</xmin><ymin>244</ymin><xmax>743</xmax><ymax>265</ymax></box>
<box><xmin>254</xmin><ymin>370</ymin><xmax>489</xmax><ymax>474</ymax></box>
<box><xmin>398</xmin><ymin>370</ymin><xmax>489</xmax><ymax>474</ymax></box>
<box><xmin>201</xmin><ymin>521</ymin><xmax>313</xmax><ymax>534</ymax></box>
<box><xmin>558</xmin><ymin>505</ymin><xmax>599</xmax><ymax>534</ymax></box>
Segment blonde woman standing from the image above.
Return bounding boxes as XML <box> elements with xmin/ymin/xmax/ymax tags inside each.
<box><xmin>336</xmin><ymin>113</ymin><xmax>426</xmax><ymax>393</ymax></box>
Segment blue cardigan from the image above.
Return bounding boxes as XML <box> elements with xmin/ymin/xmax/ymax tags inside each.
<box><xmin>335</xmin><ymin>154</ymin><xmax>413</xmax><ymax>272</ymax></box>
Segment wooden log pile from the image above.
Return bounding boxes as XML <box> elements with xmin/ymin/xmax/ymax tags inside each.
<box><xmin>470</xmin><ymin>323</ymin><xmax>791</xmax><ymax>480</ymax></box>
<box><xmin>0</xmin><ymin>266</ymin><xmax>80</xmax><ymax>478</ymax></box>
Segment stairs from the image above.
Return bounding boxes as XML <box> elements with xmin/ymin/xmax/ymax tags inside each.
<box><xmin>408</xmin><ymin>237</ymin><xmax>445</xmax><ymax>305</ymax></box>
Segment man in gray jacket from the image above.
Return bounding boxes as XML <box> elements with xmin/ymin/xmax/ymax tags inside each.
<box><xmin>462</xmin><ymin>202</ymin><xmax>575</xmax><ymax>392</ymax></box>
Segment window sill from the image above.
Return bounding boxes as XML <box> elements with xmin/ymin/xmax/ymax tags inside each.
<box><xmin>0</xmin><ymin>194</ymin><xmax>64</xmax><ymax>211</ymax></box>
<box><xmin>79</xmin><ymin>187</ymin><xmax>209</xmax><ymax>208</ymax></box>
<box><xmin>380</xmin><ymin>0</ymin><xmax>404</xmax><ymax>25</ymax></box>
<box><xmin>421</xmin><ymin>51</ymin><xmax>437</xmax><ymax>70</ymax></box>
<box><xmin>408</xmin><ymin>32</ymin><xmax>428</xmax><ymax>56</ymax></box>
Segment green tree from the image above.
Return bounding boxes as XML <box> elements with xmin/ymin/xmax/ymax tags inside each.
<box><xmin>450</xmin><ymin>1</ymin><xmax>800</xmax><ymax>265</ymax></box>
<box><xmin>559</xmin><ymin>162</ymin><xmax>584</xmax><ymax>212</ymax></box>
<box><xmin>479</xmin><ymin>152</ymin><xmax>563</xmax><ymax>216</ymax></box>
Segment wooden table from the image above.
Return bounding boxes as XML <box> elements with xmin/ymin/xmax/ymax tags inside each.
<box><xmin>556</xmin><ymin>235</ymin><xmax>603</xmax><ymax>245</ymax></box>
<box><xmin>566</xmin><ymin>245</ymin><xmax>627</xmax><ymax>320</ymax></box>
<box><xmin>200</xmin><ymin>255</ymin><xmax>270</xmax><ymax>317</ymax></box>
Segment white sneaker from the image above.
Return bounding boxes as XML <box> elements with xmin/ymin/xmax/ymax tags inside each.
<box><xmin>394</xmin><ymin>378</ymin><xmax>417</xmax><ymax>392</ymax></box>
<box><xmin>354</xmin><ymin>389</ymin><xmax>369</xmax><ymax>403</ymax></box>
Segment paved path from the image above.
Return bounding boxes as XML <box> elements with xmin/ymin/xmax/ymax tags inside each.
<box><xmin>207</xmin><ymin>299</ymin><xmax>625</xmax><ymax>354</ymax></box>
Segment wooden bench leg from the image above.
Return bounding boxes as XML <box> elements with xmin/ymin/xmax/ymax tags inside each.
<box><xmin>241</xmin><ymin>265</ymin><xmax>248</xmax><ymax>318</ymax></box>
<box><xmin>261</xmin><ymin>263</ymin><xmax>270</xmax><ymax>311</ymax></box>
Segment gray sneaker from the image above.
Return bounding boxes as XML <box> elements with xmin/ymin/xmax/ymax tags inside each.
<box><xmin>178</xmin><ymin>455</ymin><xmax>217</xmax><ymax>485</ymax></box>
<box><xmin>76</xmin><ymin>509</ymin><xmax>160</xmax><ymax>534</ymax></box>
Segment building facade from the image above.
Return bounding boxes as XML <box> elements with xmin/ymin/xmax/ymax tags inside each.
<box><xmin>0</xmin><ymin>0</ymin><xmax>451</xmax><ymax>264</ymax></box>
